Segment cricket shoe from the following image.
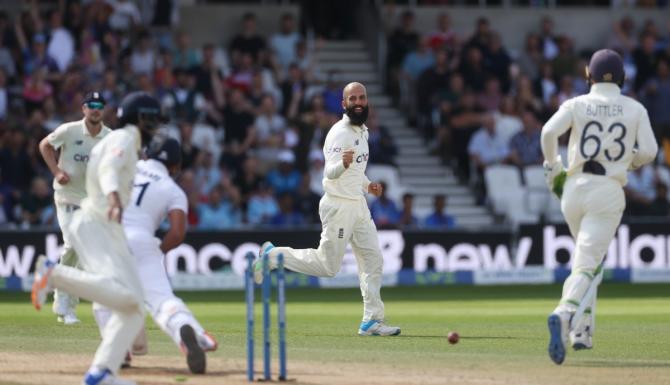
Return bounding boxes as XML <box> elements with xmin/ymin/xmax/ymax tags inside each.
<box><xmin>570</xmin><ymin>326</ymin><xmax>593</xmax><ymax>351</ymax></box>
<box><xmin>82</xmin><ymin>368</ymin><xmax>136</xmax><ymax>385</ymax></box>
<box><xmin>120</xmin><ymin>352</ymin><xmax>132</xmax><ymax>369</ymax></box>
<box><xmin>358</xmin><ymin>320</ymin><xmax>401</xmax><ymax>336</ymax></box>
<box><xmin>254</xmin><ymin>241</ymin><xmax>275</xmax><ymax>284</ymax></box>
<box><xmin>31</xmin><ymin>255</ymin><xmax>55</xmax><ymax>311</ymax></box>
<box><xmin>180</xmin><ymin>325</ymin><xmax>206</xmax><ymax>374</ymax></box>
<box><xmin>199</xmin><ymin>331</ymin><xmax>219</xmax><ymax>352</ymax></box>
<box><xmin>547</xmin><ymin>311</ymin><xmax>571</xmax><ymax>365</ymax></box>
<box><xmin>57</xmin><ymin>312</ymin><xmax>81</xmax><ymax>325</ymax></box>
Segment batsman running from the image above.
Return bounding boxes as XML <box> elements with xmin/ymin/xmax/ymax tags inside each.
<box><xmin>541</xmin><ymin>49</ymin><xmax>658</xmax><ymax>365</ymax></box>
<box><xmin>31</xmin><ymin>92</ymin><xmax>162</xmax><ymax>385</ymax></box>
<box><xmin>93</xmin><ymin>137</ymin><xmax>218</xmax><ymax>374</ymax></box>
<box><xmin>257</xmin><ymin>82</ymin><xmax>401</xmax><ymax>336</ymax></box>
<box><xmin>39</xmin><ymin>92</ymin><xmax>112</xmax><ymax>324</ymax></box>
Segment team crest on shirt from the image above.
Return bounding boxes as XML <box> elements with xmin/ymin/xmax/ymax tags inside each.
<box><xmin>75</xmin><ymin>140</ymin><xmax>83</xmax><ymax>145</ymax></box>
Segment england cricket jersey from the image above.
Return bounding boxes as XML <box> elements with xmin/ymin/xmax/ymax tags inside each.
<box><xmin>123</xmin><ymin>159</ymin><xmax>187</xmax><ymax>236</ymax></box>
<box><xmin>541</xmin><ymin>83</ymin><xmax>658</xmax><ymax>185</ymax></box>
<box><xmin>80</xmin><ymin>125</ymin><xmax>141</xmax><ymax>218</ymax></box>
<box><xmin>46</xmin><ymin>119</ymin><xmax>111</xmax><ymax>205</ymax></box>
<box><xmin>322</xmin><ymin>114</ymin><xmax>372</xmax><ymax>200</ymax></box>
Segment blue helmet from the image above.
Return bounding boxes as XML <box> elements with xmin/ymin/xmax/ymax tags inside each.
<box><xmin>587</xmin><ymin>49</ymin><xmax>624</xmax><ymax>86</ymax></box>
<box><xmin>116</xmin><ymin>91</ymin><xmax>163</xmax><ymax>128</ymax></box>
<box><xmin>146</xmin><ymin>136</ymin><xmax>182</xmax><ymax>168</ymax></box>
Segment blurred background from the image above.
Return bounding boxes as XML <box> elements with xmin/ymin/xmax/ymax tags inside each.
<box><xmin>0</xmin><ymin>0</ymin><xmax>669</xmax><ymax>287</ymax></box>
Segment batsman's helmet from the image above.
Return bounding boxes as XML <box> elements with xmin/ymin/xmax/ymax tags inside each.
<box><xmin>116</xmin><ymin>91</ymin><xmax>163</xmax><ymax>128</ymax></box>
<box><xmin>587</xmin><ymin>49</ymin><xmax>624</xmax><ymax>87</ymax></box>
<box><xmin>146</xmin><ymin>136</ymin><xmax>182</xmax><ymax>168</ymax></box>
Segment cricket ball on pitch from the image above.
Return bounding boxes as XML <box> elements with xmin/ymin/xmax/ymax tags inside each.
<box><xmin>447</xmin><ymin>331</ymin><xmax>459</xmax><ymax>344</ymax></box>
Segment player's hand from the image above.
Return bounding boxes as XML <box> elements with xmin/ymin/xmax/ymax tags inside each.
<box><xmin>368</xmin><ymin>182</ymin><xmax>383</xmax><ymax>197</ymax></box>
<box><xmin>543</xmin><ymin>155</ymin><xmax>566</xmax><ymax>198</ymax></box>
<box><xmin>107</xmin><ymin>192</ymin><xmax>123</xmax><ymax>223</ymax></box>
<box><xmin>55</xmin><ymin>170</ymin><xmax>70</xmax><ymax>185</ymax></box>
<box><xmin>342</xmin><ymin>149</ymin><xmax>354</xmax><ymax>169</ymax></box>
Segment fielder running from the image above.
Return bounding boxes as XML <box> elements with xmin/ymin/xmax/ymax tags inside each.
<box><xmin>541</xmin><ymin>49</ymin><xmax>658</xmax><ymax>365</ymax></box>
<box><xmin>93</xmin><ymin>137</ymin><xmax>218</xmax><ymax>374</ymax></box>
<box><xmin>38</xmin><ymin>92</ymin><xmax>111</xmax><ymax>324</ymax></box>
<box><xmin>257</xmin><ymin>82</ymin><xmax>401</xmax><ymax>336</ymax></box>
<box><xmin>31</xmin><ymin>92</ymin><xmax>162</xmax><ymax>385</ymax></box>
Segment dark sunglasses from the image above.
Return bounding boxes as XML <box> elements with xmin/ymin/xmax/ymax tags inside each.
<box><xmin>86</xmin><ymin>101</ymin><xmax>105</xmax><ymax>110</ymax></box>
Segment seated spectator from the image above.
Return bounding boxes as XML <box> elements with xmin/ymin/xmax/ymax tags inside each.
<box><xmin>266</xmin><ymin>150</ymin><xmax>301</xmax><ymax>196</ymax></box>
<box><xmin>295</xmin><ymin>173</ymin><xmax>320</xmax><ymax>224</ymax></box>
<box><xmin>477</xmin><ymin>77</ymin><xmax>503</xmax><ymax>112</ymax></box>
<box><xmin>130</xmin><ymin>32</ymin><xmax>156</xmax><ymax>76</ymax></box>
<box><xmin>179</xmin><ymin>121</ymin><xmax>200</xmax><ymax>169</ymax></box>
<box><xmin>172</xmin><ymin>31</ymin><xmax>200</xmax><ymax>70</ymax></box>
<box><xmin>468</xmin><ymin>114</ymin><xmax>510</xmax><ymax>171</ymax></box>
<box><xmin>108</xmin><ymin>0</ymin><xmax>141</xmax><ymax>32</ymax></box>
<box><xmin>229</xmin><ymin>12</ymin><xmax>267</xmax><ymax>65</ymax></box>
<box><xmin>494</xmin><ymin>96</ymin><xmax>522</xmax><ymax>145</ymax></box>
<box><xmin>234</xmin><ymin>156</ymin><xmax>264</xmax><ymax>201</ymax></box>
<box><xmin>307</xmin><ymin>149</ymin><xmax>324</xmax><ymax>195</ymax></box>
<box><xmin>20</xmin><ymin>176</ymin><xmax>54</xmax><ymax>227</ymax></box>
<box><xmin>449</xmin><ymin>90</ymin><xmax>486</xmax><ymax>182</ymax></box>
<box><xmin>269</xmin><ymin>13</ymin><xmax>301</xmax><ymax>73</ymax></box>
<box><xmin>46</xmin><ymin>9</ymin><xmax>74</xmax><ymax>73</ymax></box>
<box><xmin>401</xmin><ymin>38</ymin><xmax>435</xmax><ymax>121</ymax></box>
<box><xmin>485</xmin><ymin>33</ymin><xmax>511</xmax><ymax>93</ymax></box>
<box><xmin>162</xmin><ymin>68</ymin><xmax>207</xmax><ymax>123</ymax></box>
<box><xmin>370</xmin><ymin>182</ymin><xmax>400</xmax><ymax>229</ymax></box>
<box><xmin>247</xmin><ymin>182</ymin><xmax>279</xmax><ymax>226</ymax></box>
<box><xmin>254</xmin><ymin>93</ymin><xmax>287</xmax><ymax>162</ymax></box>
<box><xmin>423</xmin><ymin>194</ymin><xmax>455</xmax><ymax>229</ymax></box>
<box><xmin>220</xmin><ymin>88</ymin><xmax>255</xmax><ymax>172</ymax></box>
<box><xmin>322</xmin><ymin>71</ymin><xmax>343</xmax><ymax>115</ymax></box>
<box><xmin>625</xmin><ymin>165</ymin><xmax>656</xmax><ymax>216</ymax></box>
<box><xmin>648</xmin><ymin>182</ymin><xmax>670</xmax><ymax>217</ymax></box>
<box><xmin>193</xmin><ymin>151</ymin><xmax>224</xmax><ymax>198</ymax></box>
<box><xmin>398</xmin><ymin>193</ymin><xmax>419</xmax><ymax>228</ymax></box>
<box><xmin>426</xmin><ymin>13</ymin><xmax>458</xmax><ymax>52</ymax></box>
<box><xmin>270</xmin><ymin>192</ymin><xmax>304</xmax><ymax>226</ymax></box>
<box><xmin>197</xmin><ymin>185</ymin><xmax>242</xmax><ymax>229</ymax></box>
<box><xmin>367</xmin><ymin>109</ymin><xmax>397</xmax><ymax>166</ymax></box>
<box><xmin>508</xmin><ymin>110</ymin><xmax>542</xmax><ymax>168</ymax></box>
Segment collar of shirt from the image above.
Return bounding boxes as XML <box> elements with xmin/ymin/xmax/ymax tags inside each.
<box><xmin>143</xmin><ymin>158</ymin><xmax>170</xmax><ymax>176</ymax></box>
<box><xmin>341</xmin><ymin>113</ymin><xmax>368</xmax><ymax>134</ymax></box>
<box><xmin>81</xmin><ymin>118</ymin><xmax>111</xmax><ymax>138</ymax></box>
<box><xmin>590</xmin><ymin>82</ymin><xmax>621</xmax><ymax>96</ymax></box>
<box><xmin>125</xmin><ymin>124</ymin><xmax>142</xmax><ymax>154</ymax></box>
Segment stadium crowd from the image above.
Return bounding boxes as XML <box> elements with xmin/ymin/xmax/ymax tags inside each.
<box><xmin>0</xmin><ymin>1</ymin><xmax>669</xmax><ymax>230</ymax></box>
<box><xmin>387</xmin><ymin>11</ymin><xmax>670</xmax><ymax>216</ymax></box>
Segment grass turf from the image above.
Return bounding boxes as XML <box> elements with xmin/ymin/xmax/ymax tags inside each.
<box><xmin>0</xmin><ymin>283</ymin><xmax>669</xmax><ymax>383</ymax></box>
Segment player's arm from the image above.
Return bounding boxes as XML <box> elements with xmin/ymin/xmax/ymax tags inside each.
<box><xmin>630</xmin><ymin>108</ymin><xmax>658</xmax><ymax>170</ymax></box>
<box><xmin>541</xmin><ymin>101</ymin><xmax>573</xmax><ymax>163</ymax></box>
<box><xmin>324</xmin><ymin>130</ymin><xmax>353</xmax><ymax>180</ymax></box>
<box><xmin>160</xmin><ymin>209</ymin><xmax>186</xmax><ymax>253</ymax></box>
<box><xmin>99</xmin><ymin>134</ymin><xmax>131</xmax><ymax>222</ymax></box>
<box><xmin>39</xmin><ymin>127</ymin><xmax>70</xmax><ymax>184</ymax></box>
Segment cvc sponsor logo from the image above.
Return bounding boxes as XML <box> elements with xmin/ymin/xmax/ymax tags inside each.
<box><xmin>355</xmin><ymin>153</ymin><xmax>369</xmax><ymax>163</ymax></box>
<box><xmin>74</xmin><ymin>153</ymin><xmax>90</xmax><ymax>162</ymax></box>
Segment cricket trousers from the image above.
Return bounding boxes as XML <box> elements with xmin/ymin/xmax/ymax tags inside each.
<box><xmin>558</xmin><ymin>173</ymin><xmax>625</xmax><ymax>312</ymax></box>
<box><xmin>49</xmin><ymin>208</ymin><xmax>145</xmax><ymax>374</ymax></box>
<box><xmin>269</xmin><ymin>194</ymin><xmax>385</xmax><ymax>322</ymax></box>
<box><xmin>53</xmin><ymin>202</ymin><xmax>80</xmax><ymax>316</ymax></box>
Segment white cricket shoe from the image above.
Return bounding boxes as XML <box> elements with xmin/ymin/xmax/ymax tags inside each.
<box><xmin>58</xmin><ymin>312</ymin><xmax>81</xmax><ymax>325</ymax></box>
<box><xmin>199</xmin><ymin>331</ymin><xmax>219</xmax><ymax>352</ymax></box>
<box><xmin>570</xmin><ymin>326</ymin><xmax>593</xmax><ymax>350</ymax></box>
<box><xmin>81</xmin><ymin>369</ymin><xmax>136</xmax><ymax>385</ymax></box>
<box><xmin>547</xmin><ymin>311</ymin><xmax>571</xmax><ymax>365</ymax></box>
<box><xmin>358</xmin><ymin>320</ymin><xmax>401</xmax><ymax>336</ymax></box>
<box><xmin>254</xmin><ymin>242</ymin><xmax>275</xmax><ymax>284</ymax></box>
<box><xmin>180</xmin><ymin>325</ymin><xmax>206</xmax><ymax>374</ymax></box>
<box><xmin>31</xmin><ymin>255</ymin><xmax>54</xmax><ymax>311</ymax></box>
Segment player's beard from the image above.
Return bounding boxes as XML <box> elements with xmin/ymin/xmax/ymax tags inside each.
<box><xmin>345</xmin><ymin>104</ymin><xmax>369</xmax><ymax>126</ymax></box>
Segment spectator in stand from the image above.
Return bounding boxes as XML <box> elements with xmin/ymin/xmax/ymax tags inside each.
<box><xmin>416</xmin><ymin>48</ymin><xmax>450</xmax><ymax>135</ymax></box>
<box><xmin>370</xmin><ymin>182</ymin><xmax>400</xmax><ymax>229</ymax></box>
<box><xmin>633</xmin><ymin>33</ymin><xmax>659</xmax><ymax>92</ymax></box>
<box><xmin>514</xmin><ymin>75</ymin><xmax>543</xmax><ymax>115</ymax></box>
<box><xmin>269</xmin><ymin>13</ymin><xmax>301</xmax><ymax>74</ymax></box>
<box><xmin>197</xmin><ymin>185</ymin><xmax>242</xmax><ymax>230</ymax></box>
<box><xmin>539</xmin><ymin>16</ymin><xmax>559</xmax><ymax>61</ymax></box>
<box><xmin>270</xmin><ymin>192</ymin><xmax>304</xmax><ymax>227</ymax></box>
<box><xmin>398</xmin><ymin>193</ymin><xmax>419</xmax><ymax>228</ymax></box>
<box><xmin>625</xmin><ymin>165</ymin><xmax>657</xmax><ymax>216</ymax></box>
<box><xmin>162</xmin><ymin>68</ymin><xmax>207</xmax><ymax>123</ymax></box>
<box><xmin>494</xmin><ymin>96</ymin><xmax>523</xmax><ymax>145</ymax></box>
<box><xmin>0</xmin><ymin>129</ymin><xmax>36</xmax><ymax>196</ymax></box>
<box><xmin>449</xmin><ymin>90</ymin><xmax>485</xmax><ymax>182</ymax></box>
<box><xmin>641</xmin><ymin>59</ymin><xmax>670</xmax><ymax>152</ymax></box>
<box><xmin>227</xmin><ymin>52</ymin><xmax>255</xmax><ymax>93</ymax></box>
<box><xmin>322</xmin><ymin>70</ymin><xmax>344</xmax><ymax>116</ymax></box>
<box><xmin>468</xmin><ymin>114</ymin><xmax>510</xmax><ymax>171</ymax></box>
<box><xmin>426</xmin><ymin>13</ymin><xmax>458</xmax><ymax>52</ymax></box>
<box><xmin>193</xmin><ymin>43</ymin><xmax>226</xmax><ymax>110</ymax></box>
<box><xmin>19</xmin><ymin>175</ymin><xmax>54</xmax><ymax>227</ymax></box>
<box><xmin>172</xmin><ymin>31</ymin><xmax>200</xmax><ymax>70</ymax></box>
<box><xmin>465</xmin><ymin>17</ymin><xmax>492</xmax><ymax>55</ymax></box>
<box><xmin>423</xmin><ymin>194</ymin><xmax>455</xmax><ymax>229</ymax></box>
<box><xmin>649</xmin><ymin>181</ymin><xmax>670</xmax><ymax>217</ymax></box>
<box><xmin>281</xmin><ymin>63</ymin><xmax>306</xmax><ymax>117</ymax></box>
<box><xmin>367</xmin><ymin>109</ymin><xmax>397</xmax><ymax>166</ymax></box>
<box><xmin>556</xmin><ymin>74</ymin><xmax>578</xmax><ymax>104</ymax></box>
<box><xmin>254</xmin><ymin>93</ymin><xmax>287</xmax><ymax>164</ymax></box>
<box><xmin>229</xmin><ymin>12</ymin><xmax>267</xmax><ymax>65</ymax></box>
<box><xmin>130</xmin><ymin>31</ymin><xmax>156</xmax><ymax>75</ymax></box>
<box><xmin>537</xmin><ymin>62</ymin><xmax>557</xmax><ymax>104</ymax></box>
<box><xmin>307</xmin><ymin>148</ymin><xmax>324</xmax><ymax>195</ymax></box>
<box><xmin>247</xmin><ymin>182</ymin><xmax>279</xmax><ymax>226</ymax></box>
<box><xmin>485</xmin><ymin>32</ymin><xmax>512</xmax><ymax>93</ymax></box>
<box><xmin>193</xmin><ymin>151</ymin><xmax>224</xmax><ymax>198</ymax></box>
<box><xmin>46</xmin><ymin>8</ymin><xmax>75</xmax><ymax>73</ymax></box>
<box><xmin>220</xmin><ymin>88</ymin><xmax>256</xmax><ymax>172</ymax></box>
<box><xmin>108</xmin><ymin>0</ymin><xmax>142</xmax><ymax>32</ymax></box>
<box><xmin>235</xmin><ymin>156</ymin><xmax>264</xmax><ymax>202</ymax></box>
<box><xmin>295</xmin><ymin>173</ymin><xmax>320</xmax><ymax>224</ymax></box>
<box><xmin>386</xmin><ymin>10</ymin><xmax>419</xmax><ymax>104</ymax></box>
<box><xmin>179</xmin><ymin>121</ymin><xmax>200</xmax><ymax>169</ymax></box>
<box><xmin>459</xmin><ymin>45</ymin><xmax>488</xmax><ymax>93</ymax></box>
<box><xmin>608</xmin><ymin>16</ymin><xmax>636</xmax><ymax>58</ymax></box>
<box><xmin>477</xmin><ymin>77</ymin><xmax>503</xmax><ymax>112</ymax></box>
<box><xmin>266</xmin><ymin>150</ymin><xmax>301</xmax><ymax>196</ymax></box>
<box><xmin>0</xmin><ymin>69</ymin><xmax>7</xmax><ymax>121</ymax></box>
<box><xmin>401</xmin><ymin>38</ymin><xmax>435</xmax><ymax>123</ymax></box>
<box><xmin>517</xmin><ymin>33</ymin><xmax>543</xmax><ymax>82</ymax></box>
<box><xmin>508</xmin><ymin>110</ymin><xmax>543</xmax><ymax>168</ymax></box>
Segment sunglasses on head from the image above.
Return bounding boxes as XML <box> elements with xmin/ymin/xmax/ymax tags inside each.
<box><xmin>86</xmin><ymin>101</ymin><xmax>105</xmax><ymax>110</ymax></box>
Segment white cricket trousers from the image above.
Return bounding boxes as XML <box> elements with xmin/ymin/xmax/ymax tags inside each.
<box><xmin>269</xmin><ymin>194</ymin><xmax>385</xmax><ymax>322</ymax></box>
<box><xmin>49</xmin><ymin>208</ymin><xmax>145</xmax><ymax>373</ymax></box>
<box><xmin>558</xmin><ymin>173</ymin><xmax>625</xmax><ymax>312</ymax></box>
<box><xmin>53</xmin><ymin>202</ymin><xmax>80</xmax><ymax>315</ymax></box>
<box><xmin>95</xmin><ymin>234</ymin><xmax>208</xmax><ymax>349</ymax></box>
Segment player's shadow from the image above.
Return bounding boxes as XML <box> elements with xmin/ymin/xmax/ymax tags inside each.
<box><xmin>396</xmin><ymin>335</ymin><xmax>533</xmax><ymax>340</ymax></box>
<box><xmin>124</xmin><ymin>366</ymin><xmax>244</xmax><ymax>377</ymax></box>
<box><xmin>572</xmin><ymin>360</ymin><xmax>670</xmax><ymax>368</ymax></box>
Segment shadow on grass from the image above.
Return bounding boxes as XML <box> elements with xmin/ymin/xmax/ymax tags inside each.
<box><xmin>571</xmin><ymin>360</ymin><xmax>670</xmax><ymax>368</ymax></box>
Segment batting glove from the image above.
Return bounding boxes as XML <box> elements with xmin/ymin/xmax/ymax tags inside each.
<box><xmin>543</xmin><ymin>155</ymin><xmax>566</xmax><ymax>198</ymax></box>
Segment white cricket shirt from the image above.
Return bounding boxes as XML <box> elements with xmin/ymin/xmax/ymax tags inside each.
<box><xmin>123</xmin><ymin>159</ymin><xmax>188</xmax><ymax>236</ymax></box>
<box><xmin>46</xmin><ymin>119</ymin><xmax>111</xmax><ymax>205</ymax></box>
<box><xmin>322</xmin><ymin>114</ymin><xmax>372</xmax><ymax>200</ymax></box>
<box><xmin>541</xmin><ymin>83</ymin><xmax>658</xmax><ymax>185</ymax></box>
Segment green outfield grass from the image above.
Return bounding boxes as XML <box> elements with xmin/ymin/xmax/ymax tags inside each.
<box><xmin>0</xmin><ymin>284</ymin><xmax>669</xmax><ymax>384</ymax></box>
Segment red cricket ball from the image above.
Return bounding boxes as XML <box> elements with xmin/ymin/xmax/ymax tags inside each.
<box><xmin>447</xmin><ymin>331</ymin><xmax>459</xmax><ymax>344</ymax></box>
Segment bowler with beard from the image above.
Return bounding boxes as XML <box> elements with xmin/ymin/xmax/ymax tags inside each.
<box><xmin>256</xmin><ymin>82</ymin><xmax>401</xmax><ymax>336</ymax></box>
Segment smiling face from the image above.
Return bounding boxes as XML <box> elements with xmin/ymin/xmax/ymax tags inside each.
<box><xmin>342</xmin><ymin>82</ymin><xmax>369</xmax><ymax>126</ymax></box>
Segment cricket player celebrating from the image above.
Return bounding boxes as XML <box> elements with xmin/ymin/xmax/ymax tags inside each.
<box><xmin>31</xmin><ymin>92</ymin><xmax>162</xmax><ymax>385</ymax></box>
<box><xmin>541</xmin><ymin>49</ymin><xmax>658</xmax><ymax>365</ymax></box>
<box><xmin>93</xmin><ymin>137</ymin><xmax>218</xmax><ymax>374</ymax></box>
<box><xmin>39</xmin><ymin>92</ymin><xmax>111</xmax><ymax>324</ymax></box>
<box><xmin>257</xmin><ymin>82</ymin><xmax>401</xmax><ymax>336</ymax></box>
